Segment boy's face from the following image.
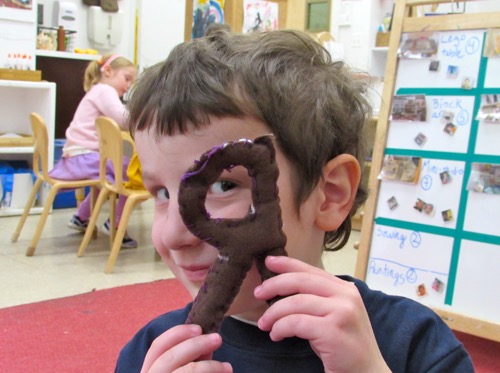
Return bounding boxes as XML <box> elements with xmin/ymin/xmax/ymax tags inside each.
<box><xmin>136</xmin><ymin>116</ymin><xmax>325</xmax><ymax>320</ymax></box>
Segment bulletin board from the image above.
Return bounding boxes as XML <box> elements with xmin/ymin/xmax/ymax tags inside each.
<box><xmin>355</xmin><ymin>0</ymin><xmax>500</xmax><ymax>342</ymax></box>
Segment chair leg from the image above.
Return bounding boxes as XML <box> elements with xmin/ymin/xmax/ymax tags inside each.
<box><xmin>104</xmin><ymin>196</ymin><xmax>140</xmax><ymax>274</ymax></box>
<box><xmin>109</xmin><ymin>193</ymin><xmax>117</xmax><ymax>249</ymax></box>
<box><xmin>12</xmin><ymin>178</ymin><xmax>43</xmax><ymax>242</ymax></box>
<box><xmin>26</xmin><ymin>186</ymin><xmax>58</xmax><ymax>256</ymax></box>
<box><xmin>75</xmin><ymin>187</ymin><xmax>85</xmax><ymax>207</ymax></box>
<box><xmin>90</xmin><ymin>186</ymin><xmax>98</xmax><ymax>239</ymax></box>
<box><xmin>77</xmin><ymin>188</ymin><xmax>109</xmax><ymax>257</ymax></box>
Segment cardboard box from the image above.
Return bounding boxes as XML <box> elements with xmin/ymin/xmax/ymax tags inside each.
<box><xmin>376</xmin><ymin>32</ymin><xmax>391</xmax><ymax>47</ymax></box>
<box><xmin>0</xmin><ymin>68</ymin><xmax>42</xmax><ymax>82</ymax></box>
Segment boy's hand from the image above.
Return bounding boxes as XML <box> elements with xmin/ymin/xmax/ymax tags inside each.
<box><xmin>140</xmin><ymin>324</ymin><xmax>232</xmax><ymax>373</ymax></box>
<box><xmin>254</xmin><ymin>256</ymin><xmax>391</xmax><ymax>373</ymax></box>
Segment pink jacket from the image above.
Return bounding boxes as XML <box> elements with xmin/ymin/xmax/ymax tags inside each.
<box><xmin>63</xmin><ymin>83</ymin><xmax>127</xmax><ymax>156</ymax></box>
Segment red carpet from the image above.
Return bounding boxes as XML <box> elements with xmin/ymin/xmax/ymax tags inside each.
<box><xmin>1</xmin><ymin>278</ymin><xmax>499</xmax><ymax>372</ymax></box>
<box><xmin>454</xmin><ymin>331</ymin><xmax>500</xmax><ymax>373</ymax></box>
<box><xmin>0</xmin><ymin>279</ymin><xmax>191</xmax><ymax>373</ymax></box>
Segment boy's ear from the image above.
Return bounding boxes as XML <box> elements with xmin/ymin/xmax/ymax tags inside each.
<box><xmin>315</xmin><ymin>154</ymin><xmax>361</xmax><ymax>231</ymax></box>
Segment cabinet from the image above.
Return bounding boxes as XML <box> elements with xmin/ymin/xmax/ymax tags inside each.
<box><xmin>0</xmin><ymin>79</ymin><xmax>56</xmax><ymax>216</ymax></box>
<box><xmin>36</xmin><ymin>50</ymin><xmax>100</xmax><ymax>138</ymax></box>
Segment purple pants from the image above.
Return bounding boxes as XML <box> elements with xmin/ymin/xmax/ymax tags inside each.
<box><xmin>49</xmin><ymin>152</ymin><xmax>130</xmax><ymax>225</ymax></box>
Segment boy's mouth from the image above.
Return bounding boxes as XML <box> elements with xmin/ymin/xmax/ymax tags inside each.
<box><xmin>180</xmin><ymin>265</ymin><xmax>210</xmax><ymax>282</ymax></box>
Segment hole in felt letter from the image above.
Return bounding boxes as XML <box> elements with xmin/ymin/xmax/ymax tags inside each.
<box><xmin>204</xmin><ymin>165</ymin><xmax>255</xmax><ymax>220</ymax></box>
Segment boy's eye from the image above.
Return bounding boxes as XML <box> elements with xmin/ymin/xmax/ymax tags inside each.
<box><xmin>209</xmin><ymin>180</ymin><xmax>237</xmax><ymax>194</ymax></box>
<box><xmin>155</xmin><ymin>188</ymin><xmax>170</xmax><ymax>200</ymax></box>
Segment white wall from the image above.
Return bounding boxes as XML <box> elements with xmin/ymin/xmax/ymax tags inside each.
<box><xmin>329</xmin><ymin>0</ymin><xmax>393</xmax><ymax>114</ymax></box>
<box><xmin>36</xmin><ymin>0</ymin><xmax>186</xmax><ymax>70</ymax></box>
<box><xmin>136</xmin><ymin>0</ymin><xmax>186</xmax><ymax>71</ymax></box>
<box><xmin>330</xmin><ymin>0</ymin><xmax>393</xmax><ymax>74</ymax></box>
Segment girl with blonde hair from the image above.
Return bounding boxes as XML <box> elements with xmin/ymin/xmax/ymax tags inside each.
<box><xmin>49</xmin><ymin>54</ymin><xmax>138</xmax><ymax>248</ymax></box>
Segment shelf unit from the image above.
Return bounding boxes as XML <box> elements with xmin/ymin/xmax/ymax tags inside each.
<box><xmin>35</xmin><ymin>50</ymin><xmax>100</xmax><ymax>61</ymax></box>
<box><xmin>0</xmin><ymin>79</ymin><xmax>56</xmax><ymax>217</ymax></box>
<box><xmin>367</xmin><ymin>0</ymin><xmax>393</xmax><ymax>79</ymax></box>
<box><xmin>369</xmin><ymin>47</ymin><xmax>389</xmax><ymax>80</ymax></box>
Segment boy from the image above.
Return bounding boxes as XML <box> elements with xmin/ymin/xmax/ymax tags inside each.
<box><xmin>116</xmin><ymin>30</ymin><xmax>473</xmax><ymax>372</ymax></box>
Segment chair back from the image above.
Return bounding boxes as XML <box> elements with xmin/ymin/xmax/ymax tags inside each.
<box><xmin>95</xmin><ymin>116</ymin><xmax>128</xmax><ymax>195</ymax></box>
<box><xmin>30</xmin><ymin>113</ymin><xmax>50</xmax><ymax>181</ymax></box>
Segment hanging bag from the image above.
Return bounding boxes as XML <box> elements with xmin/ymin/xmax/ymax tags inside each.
<box><xmin>100</xmin><ymin>0</ymin><xmax>119</xmax><ymax>12</ymax></box>
<box><xmin>82</xmin><ymin>0</ymin><xmax>100</xmax><ymax>6</ymax></box>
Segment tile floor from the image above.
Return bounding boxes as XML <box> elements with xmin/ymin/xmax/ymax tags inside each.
<box><xmin>0</xmin><ymin>199</ymin><xmax>360</xmax><ymax>309</ymax></box>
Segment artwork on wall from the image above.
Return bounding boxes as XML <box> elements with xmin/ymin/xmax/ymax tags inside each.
<box><xmin>0</xmin><ymin>0</ymin><xmax>32</xmax><ymax>10</ymax></box>
<box><xmin>0</xmin><ymin>0</ymin><xmax>35</xmax><ymax>22</ymax></box>
<box><xmin>191</xmin><ymin>0</ymin><xmax>225</xmax><ymax>39</ymax></box>
<box><xmin>467</xmin><ymin>163</ymin><xmax>500</xmax><ymax>194</ymax></box>
<box><xmin>391</xmin><ymin>94</ymin><xmax>427</xmax><ymax>122</ymax></box>
<box><xmin>398</xmin><ymin>32</ymin><xmax>439</xmax><ymax>59</ymax></box>
<box><xmin>380</xmin><ymin>155</ymin><xmax>422</xmax><ymax>184</ymax></box>
<box><xmin>483</xmin><ymin>28</ymin><xmax>500</xmax><ymax>57</ymax></box>
<box><xmin>476</xmin><ymin>94</ymin><xmax>500</xmax><ymax>123</ymax></box>
<box><xmin>243</xmin><ymin>0</ymin><xmax>278</xmax><ymax>34</ymax></box>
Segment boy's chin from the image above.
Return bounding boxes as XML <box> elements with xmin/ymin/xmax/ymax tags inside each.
<box><xmin>185</xmin><ymin>282</ymin><xmax>202</xmax><ymax>300</ymax></box>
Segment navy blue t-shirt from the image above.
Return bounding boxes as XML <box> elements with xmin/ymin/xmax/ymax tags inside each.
<box><xmin>115</xmin><ymin>276</ymin><xmax>474</xmax><ymax>373</ymax></box>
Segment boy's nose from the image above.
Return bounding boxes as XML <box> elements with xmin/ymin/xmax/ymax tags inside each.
<box><xmin>157</xmin><ymin>199</ymin><xmax>201</xmax><ymax>251</ymax></box>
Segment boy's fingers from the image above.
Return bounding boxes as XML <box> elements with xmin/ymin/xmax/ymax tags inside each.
<box><xmin>257</xmin><ymin>293</ymin><xmax>330</xmax><ymax>331</ymax></box>
<box><xmin>255</xmin><ymin>256</ymin><xmax>347</xmax><ymax>299</ymax></box>
<box><xmin>255</xmin><ymin>271</ymin><xmax>329</xmax><ymax>299</ymax></box>
<box><xmin>174</xmin><ymin>361</ymin><xmax>233</xmax><ymax>373</ymax></box>
<box><xmin>257</xmin><ymin>281</ymin><xmax>361</xmax><ymax>332</ymax></box>
<box><xmin>141</xmin><ymin>325</ymin><xmax>223</xmax><ymax>373</ymax></box>
<box><xmin>264</xmin><ymin>314</ymin><xmax>325</xmax><ymax>342</ymax></box>
<box><xmin>142</xmin><ymin>324</ymin><xmax>202</xmax><ymax>372</ymax></box>
<box><xmin>264</xmin><ymin>255</ymin><xmax>333</xmax><ymax>278</ymax></box>
<box><xmin>156</xmin><ymin>333</ymin><xmax>222</xmax><ymax>366</ymax></box>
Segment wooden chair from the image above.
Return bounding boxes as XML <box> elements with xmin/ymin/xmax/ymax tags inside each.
<box><xmin>11</xmin><ymin>113</ymin><xmax>101</xmax><ymax>256</ymax></box>
<box><xmin>77</xmin><ymin>116</ymin><xmax>151</xmax><ymax>274</ymax></box>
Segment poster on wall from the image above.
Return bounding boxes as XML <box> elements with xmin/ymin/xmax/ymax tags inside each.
<box><xmin>0</xmin><ymin>0</ymin><xmax>32</xmax><ymax>9</ymax></box>
<box><xmin>0</xmin><ymin>0</ymin><xmax>35</xmax><ymax>22</ymax></box>
<box><xmin>243</xmin><ymin>0</ymin><xmax>278</xmax><ymax>34</ymax></box>
<box><xmin>191</xmin><ymin>0</ymin><xmax>225</xmax><ymax>39</ymax></box>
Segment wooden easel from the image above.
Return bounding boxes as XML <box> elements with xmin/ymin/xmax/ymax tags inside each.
<box><xmin>354</xmin><ymin>0</ymin><xmax>500</xmax><ymax>342</ymax></box>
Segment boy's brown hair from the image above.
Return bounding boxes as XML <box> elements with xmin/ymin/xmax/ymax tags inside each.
<box><xmin>128</xmin><ymin>30</ymin><xmax>371</xmax><ymax>251</ymax></box>
<box><xmin>204</xmin><ymin>22</ymin><xmax>231</xmax><ymax>36</ymax></box>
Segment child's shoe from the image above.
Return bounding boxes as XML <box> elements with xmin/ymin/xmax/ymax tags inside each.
<box><xmin>67</xmin><ymin>215</ymin><xmax>88</xmax><ymax>232</ymax></box>
<box><xmin>100</xmin><ymin>219</ymin><xmax>138</xmax><ymax>249</ymax></box>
